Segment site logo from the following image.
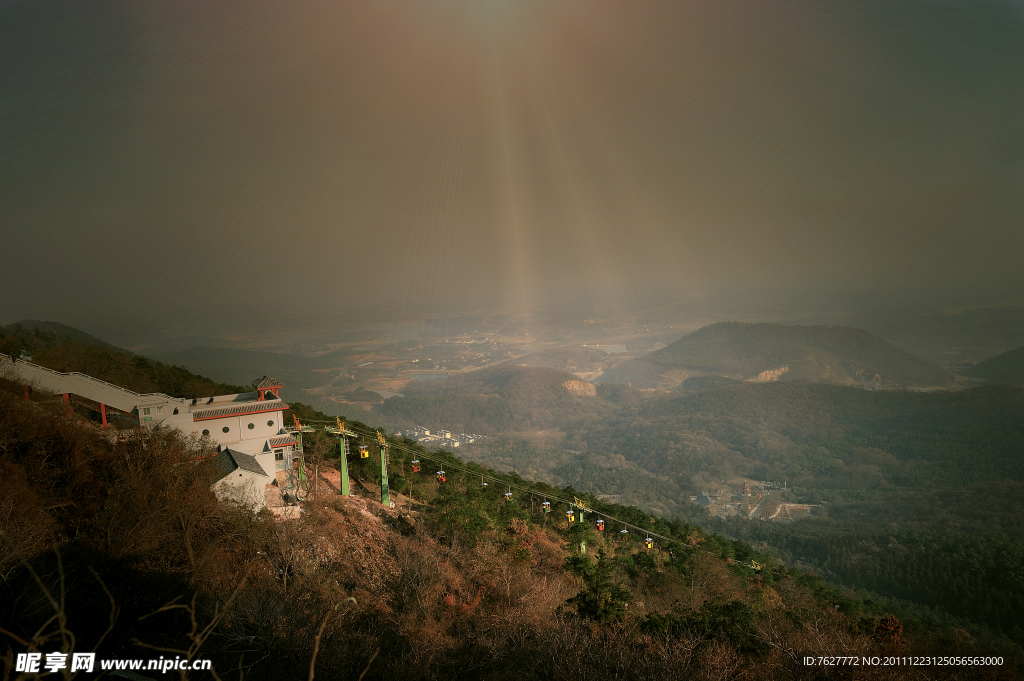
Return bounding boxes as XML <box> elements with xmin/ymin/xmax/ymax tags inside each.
<box><xmin>15</xmin><ymin>652</ymin><xmax>213</xmax><ymax>674</ymax></box>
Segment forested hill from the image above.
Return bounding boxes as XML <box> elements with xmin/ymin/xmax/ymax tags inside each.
<box><xmin>600</xmin><ymin>322</ymin><xmax>953</xmax><ymax>389</ymax></box>
<box><xmin>964</xmin><ymin>344</ymin><xmax>1024</xmax><ymax>384</ymax></box>
<box><xmin>2</xmin><ymin>364</ymin><xmax>1014</xmax><ymax>677</ymax></box>
<box><xmin>382</xmin><ymin>366</ymin><xmax>1024</xmax><ymax>501</ymax></box>
<box><xmin>0</xmin><ymin>321</ymin><xmax>246</xmax><ymax>398</ymax></box>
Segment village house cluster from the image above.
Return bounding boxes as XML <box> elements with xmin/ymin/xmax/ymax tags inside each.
<box><xmin>398</xmin><ymin>425</ymin><xmax>485</xmax><ymax>449</ymax></box>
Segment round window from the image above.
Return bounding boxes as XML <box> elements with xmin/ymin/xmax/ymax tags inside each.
<box><xmin>248</xmin><ymin>423</ymin><xmax>255</xmax><ymax>430</ymax></box>
<box><xmin>202</xmin><ymin>429</ymin><xmax>209</xmax><ymax>436</ymax></box>
<box><xmin>267</xmin><ymin>420</ymin><xmax>274</xmax><ymax>427</ymax></box>
<box><xmin>222</xmin><ymin>426</ymin><xmax>230</xmax><ymax>433</ymax></box>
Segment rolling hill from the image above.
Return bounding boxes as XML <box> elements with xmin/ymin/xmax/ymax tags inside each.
<box><xmin>8</xmin><ymin>370</ymin><xmax>985</xmax><ymax>677</ymax></box>
<box><xmin>0</xmin><ymin>322</ymin><xmax>245</xmax><ymax>397</ymax></box>
<box><xmin>963</xmin><ymin>344</ymin><xmax>1024</xmax><ymax>384</ymax></box>
<box><xmin>599</xmin><ymin>322</ymin><xmax>953</xmax><ymax>388</ymax></box>
<box><xmin>1</xmin><ymin>319</ymin><xmax>121</xmax><ymax>352</ymax></box>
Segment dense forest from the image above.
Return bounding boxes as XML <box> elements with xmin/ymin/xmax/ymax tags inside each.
<box><xmin>2</xmin><ymin>365</ymin><xmax>1015</xmax><ymax>678</ymax></box>
<box><xmin>714</xmin><ymin>518</ymin><xmax>1024</xmax><ymax>649</ymax></box>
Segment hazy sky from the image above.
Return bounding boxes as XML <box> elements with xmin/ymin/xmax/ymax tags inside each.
<box><xmin>2</xmin><ymin>0</ymin><xmax>1022</xmax><ymax>340</ymax></box>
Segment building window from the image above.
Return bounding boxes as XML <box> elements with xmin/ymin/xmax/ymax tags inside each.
<box><xmin>267</xmin><ymin>420</ymin><xmax>274</xmax><ymax>427</ymax></box>
<box><xmin>202</xmin><ymin>429</ymin><xmax>209</xmax><ymax>436</ymax></box>
<box><xmin>143</xmin><ymin>408</ymin><xmax>150</xmax><ymax>416</ymax></box>
<box><xmin>222</xmin><ymin>426</ymin><xmax>230</xmax><ymax>433</ymax></box>
<box><xmin>275</xmin><ymin>450</ymin><xmax>284</xmax><ymax>461</ymax></box>
<box><xmin>248</xmin><ymin>423</ymin><xmax>255</xmax><ymax>430</ymax></box>
<box><xmin>157</xmin><ymin>406</ymin><xmax>163</xmax><ymax>414</ymax></box>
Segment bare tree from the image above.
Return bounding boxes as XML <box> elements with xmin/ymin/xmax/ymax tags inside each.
<box><xmin>303</xmin><ymin>432</ymin><xmax>333</xmax><ymax>502</ymax></box>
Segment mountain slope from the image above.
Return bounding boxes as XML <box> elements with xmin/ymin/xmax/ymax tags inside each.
<box><xmin>601</xmin><ymin>322</ymin><xmax>952</xmax><ymax>388</ymax></box>
<box><xmin>7</xmin><ymin>367</ymin><xmax>976</xmax><ymax>678</ymax></box>
<box><xmin>0</xmin><ymin>322</ymin><xmax>245</xmax><ymax>398</ymax></box>
<box><xmin>1</xmin><ymin>320</ymin><xmax>121</xmax><ymax>352</ymax></box>
<box><xmin>963</xmin><ymin>344</ymin><xmax>1024</xmax><ymax>384</ymax></box>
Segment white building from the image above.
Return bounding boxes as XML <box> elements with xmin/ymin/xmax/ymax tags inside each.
<box><xmin>3</xmin><ymin>357</ymin><xmax>297</xmax><ymax>509</ymax></box>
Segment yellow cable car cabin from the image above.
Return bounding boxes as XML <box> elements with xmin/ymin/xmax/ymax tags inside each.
<box><xmin>566</xmin><ymin>509</ymin><xmax>575</xmax><ymax>522</ymax></box>
<box><xmin>645</xmin><ymin>537</ymin><xmax>654</xmax><ymax>550</ymax></box>
<box><xmin>542</xmin><ymin>501</ymin><xmax>551</xmax><ymax>513</ymax></box>
<box><xmin>358</xmin><ymin>445</ymin><xmax>369</xmax><ymax>459</ymax></box>
<box><xmin>411</xmin><ymin>460</ymin><xmax>421</xmax><ymax>473</ymax></box>
<box><xmin>436</xmin><ymin>470</ymin><xmax>446</xmax><ymax>483</ymax></box>
<box><xmin>596</xmin><ymin>519</ymin><xmax>605</xmax><ymax>531</ymax></box>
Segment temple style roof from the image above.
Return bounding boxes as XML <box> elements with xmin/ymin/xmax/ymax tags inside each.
<box><xmin>252</xmin><ymin>376</ymin><xmax>282</xmax><ymax>389</ymax></box>
<box><xmin>268</xmin><ymin>434</ymin><xmax>298</xmax><ymax>449</ymax></box>
<box><xmin>192</xmin><ymin>399</ymin><xmax>288</xmax><ymax>421</ymax></box>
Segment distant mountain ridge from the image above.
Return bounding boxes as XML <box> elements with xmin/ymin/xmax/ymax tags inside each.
<box><xmin>600</xmin><ymin>322</ymin><xmax>952</xmax><ymax>388</ymax></box>
<box><xmin>964</xmin><ymin>344</ymin><xmax>1024</xmax><ymax>384</ymax></box>
<box><xmin>2</xmin><ymin>320</ymin><xmax>122</xmax><ymax>352</ymax></box>
<box><xmin>0</xmin><ymin>321</ymin><xmax>246</xmax><ymax>398</ymax></box>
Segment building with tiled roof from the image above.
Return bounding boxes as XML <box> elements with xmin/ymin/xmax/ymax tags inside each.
<box><xmin>2</xmin><ymin>356</ymin><xmax>297</xmax><ymax>510</ymax></box>
<box><xmin>212</xmin><ymin>448</ymin><xmax>274</xmax><ymax>508</ymax></box>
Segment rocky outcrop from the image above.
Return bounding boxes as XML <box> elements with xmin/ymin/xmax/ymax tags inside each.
<box><xmin>746</xmin><ymin>366</ymin><xmax>789</xmax><ymax>383</ymax></box>
<box><xmin>564</xmin><ymin>379</ymin><xmax>596</xmax><ymax>396</ymax></box>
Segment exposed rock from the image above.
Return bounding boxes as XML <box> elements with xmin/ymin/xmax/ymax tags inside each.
<box><xmin>564</xmin><ymin>379</ymin><xmax>596</xmax><ymax>396</ymax></box>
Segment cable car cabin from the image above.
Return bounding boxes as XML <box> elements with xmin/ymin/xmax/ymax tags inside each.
<box><xmin>645</xmin><ymin>537</ymin><xmax>654</xmax><ymax>550</ymax></box>
<box><xmin>436</xmin><ymin>470</ymin><xmax>446</xmax><ymax>483</ymax></box>
<box><xmin>542</xmin><ymin>501</ymin><xmax>551</xmax><ymax>513</ymax></box>
<box><xmin>358</xmin><ymin>445</ymin><xmax>369</xmax><ymax>459</ymax></box>
<box><xmin>619</xmin><ymin>528</ymin><xmax>629</xmax><ymax>540</ymax></box>
<box><xmin>504</xmin><ymin>490</ymin><xmax>513</xmax><ymax>502</ymax></box>
<box><xmin>411</xmin><ymin>460</ymin><xmax>421</xmax><ymax>473</ymax></box>
<box><xmin>566</xmin><ymin>509</ymin><xmax>575</xmax><ymax>522</ymax></box>
<box><xmin>482</xmin><ymin>478</ymin><xmax>488</xmax><ymax>488</ymax></box>
<box><xmin>596</xmin><ymin>520</ymin><xmax>605</xmax><ymax>531</ymax></box>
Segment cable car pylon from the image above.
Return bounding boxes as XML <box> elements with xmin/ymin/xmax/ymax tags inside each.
<box><xmin>377</xmin><ymin>430</ymin><xmax>390</xmax><ymax>508</ymax></box>
<box><xmin>336</xmin><ymin>418</ymin><xmax>350</xmax><ymax>496</ymax></box>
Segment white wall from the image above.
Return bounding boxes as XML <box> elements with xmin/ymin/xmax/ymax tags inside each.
<box><xmin>238</xmin><ymin>412</ymin><xmax>281</xmax><ymax>441</ymax></box>
<box><xmin>213</xmin><ymin>472</ymin><xmax>269</xmax><ymax>509</ymax></box>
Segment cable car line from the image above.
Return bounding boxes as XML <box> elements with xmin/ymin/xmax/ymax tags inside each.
<box><xmin>291</xmin><ymin>418</ymin><xmax>765</xmax><ymax>566</ymax></box>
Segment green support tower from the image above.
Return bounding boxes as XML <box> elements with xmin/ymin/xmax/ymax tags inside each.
<box><xmin>295</xmin><ymin>430</ymin><xmax>306</xmax><ymax>491</ymax></box>
<box><xmin>377</xmin><ymin>430</ymin><xmax>390</xmax><ymax>507</ymax></box>
<box><xmin>337</xmin><ymin>418</ymin><xmax>350</xmax><ymax>496</ymax></box>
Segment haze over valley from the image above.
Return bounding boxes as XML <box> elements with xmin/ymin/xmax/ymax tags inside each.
<box><xmin>4</xmin><ymin>0</ymin><xmax>1024</xmax><ymax>675</ymax></box>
